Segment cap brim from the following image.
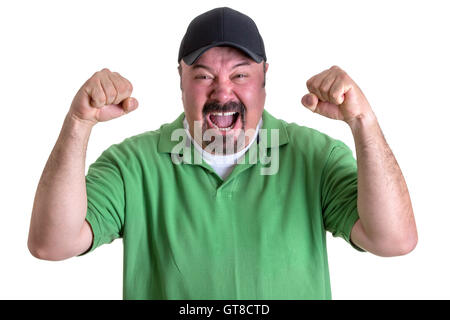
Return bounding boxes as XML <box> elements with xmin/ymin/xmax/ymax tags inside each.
<box><xmin>182</xmin><ymin>42</ymin><xmax>264</xmax><ymax>65</ymax></box>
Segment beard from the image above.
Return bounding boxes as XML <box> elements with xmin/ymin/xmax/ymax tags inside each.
<box><xmin>200</xmin><ymin>100</ymin><xmax>247</xmax><ymax>155</ymax></box>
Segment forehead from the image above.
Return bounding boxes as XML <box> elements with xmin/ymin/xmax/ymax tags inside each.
<box><xmin>192</xmin><ymin>46</ymin><xmax>253</xmax><ymax>68</ymax></box>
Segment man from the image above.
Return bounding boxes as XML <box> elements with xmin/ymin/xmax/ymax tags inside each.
<box><xmin>28</xmin><ymin>7</ymin><xmax>417</xmax><ymax>299</ymax></box>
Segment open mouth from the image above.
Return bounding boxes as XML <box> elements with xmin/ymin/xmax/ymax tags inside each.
<box><xmin>207</xmin><ymin>111</ymin><xmax>241</xmax><ymax>132</ymax></box>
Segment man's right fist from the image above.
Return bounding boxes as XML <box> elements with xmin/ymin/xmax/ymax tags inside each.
<box><xmin>69</xmin><ymin>68</ymin><xmax>138</xmax><ymax>125</ymax></box>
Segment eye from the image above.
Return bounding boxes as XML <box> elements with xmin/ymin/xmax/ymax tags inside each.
<box><xmin>195</xmin><ymin>75</ymin><xmax>212</xmax><ymax>80</ymax></box>
<box><xmin>235</xmin><ymin>74</ymin><xmax>247</xmax><ymax>79</ymax></box>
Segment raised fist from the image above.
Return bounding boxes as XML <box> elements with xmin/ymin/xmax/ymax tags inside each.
<box><xmin>301</xmin><ymin>65</ymin><xmax>373</xmax><ymax>125</ymax></box>
<box><xmin>69</xmin><ymin>68</ymin><xmax>138</xmax><ymax>125</ymax></box>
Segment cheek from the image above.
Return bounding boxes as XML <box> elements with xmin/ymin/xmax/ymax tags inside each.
<box><xmin>182</xmin><ymin>83</ymin><xmax>207</xmax><ymax>117</ymax></box>
<box><xmin>235</xmin><ymin>83</ymin><xmax>266</xmax><ymax>128</ymax></box>
<box><xmin>236</xmin><ymin>82</ymin><xmax>266</xmax><ymax>110</ymax></box>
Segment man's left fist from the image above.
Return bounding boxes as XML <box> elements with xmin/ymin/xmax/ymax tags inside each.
<box><xmin>301</xmin><ymin>65</ymin><xmax>374</xmax><ymax>125</ymax></box>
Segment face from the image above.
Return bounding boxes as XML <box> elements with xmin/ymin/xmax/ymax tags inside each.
<box><xmin>179</xmin><ymin>46</ymin><xmax>268</xmax><ymax>154</ymax></box>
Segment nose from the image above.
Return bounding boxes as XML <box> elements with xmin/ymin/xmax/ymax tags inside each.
<box><xmin>209</xmin><ymin>79</ymin><xmax>235</xmax><ymax>104</ymax></box>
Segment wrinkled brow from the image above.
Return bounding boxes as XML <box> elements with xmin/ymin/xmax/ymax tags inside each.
<box><xmin>192</xmin><ymin>61</ymin><xmax>251</xmax><ymax>72</ymax></box>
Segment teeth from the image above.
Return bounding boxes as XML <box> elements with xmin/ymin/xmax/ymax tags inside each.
<box><xmin>210</xmin><ymin>122</ymin><xmax>234</xmax><ymax>131</ymax></box>
<box><xmin>219</xmin><ymin>125</ymin><xmax>233</xmax><ymax>131</ymax></box>
<box><xmin>209</xmin><ymin>111</ymin><xmax>238</xmax><ymax>131</ymax></box>
<box><xmin>210</xmin><ymin>112</ymin><xmax>237</xmax><ymax>116</ymax></box>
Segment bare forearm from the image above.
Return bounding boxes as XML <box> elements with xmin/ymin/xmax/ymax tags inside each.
<box><xmin>349</xmin><ymin>113</ymin><xmax>418</xmax><ymax>251</ymax></box>
<box><xmin>301</xmin><ymin>65</ymin><xmax>417</xmax><ymax>256</ymax></box>
<box><xmin>28</xmin><ymin>69</ymin><xmax>138</xmax><ymax>260</ymax></box>
<box><xmin>28</xmin><ymin>113</ymin><xmax>93</xmax><ymax>258</ymax></box>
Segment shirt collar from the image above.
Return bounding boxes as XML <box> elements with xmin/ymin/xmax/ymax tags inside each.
<box><xmin>157</xmin><ymin>109</ymin><xmax>289</xmax><ymax>154</ymax></box>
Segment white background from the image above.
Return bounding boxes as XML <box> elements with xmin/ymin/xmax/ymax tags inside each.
<box><xmin>1</xmin><ymin>0</ymin><xmax>448</xmax><ymax>299</ymax></box>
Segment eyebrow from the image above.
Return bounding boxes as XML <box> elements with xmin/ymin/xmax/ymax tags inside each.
<box><xmin>192</xmin><ymin>61</ymin><xmax>251</xmax><ymax>72</ymax></box>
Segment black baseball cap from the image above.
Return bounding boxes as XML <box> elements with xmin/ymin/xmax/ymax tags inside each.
<box><xmin>178</xmin><ymin>7</ymin><xmax>267</xmax><ymax>65</ymax></box>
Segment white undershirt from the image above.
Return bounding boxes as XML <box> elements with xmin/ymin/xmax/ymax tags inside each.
<box><xmin>183</xmin><ymin>117</ymin><xmax>262</xmax><ymax>180</ymax></box>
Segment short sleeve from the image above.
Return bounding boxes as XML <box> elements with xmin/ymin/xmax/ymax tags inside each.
<box><xmin>79</xmin><ymin>146</ymin><xmax>125</xmax><ymax>255</ymax></box>
<box><xmin>321</xmin><ymin>141</ymin><xmax>365</xmax><ymax>252</ymax></box>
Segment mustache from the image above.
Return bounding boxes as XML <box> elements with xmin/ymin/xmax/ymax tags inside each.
<box><xmin>202</xmin><ymin>101</ymin><xmax>246</xmax><ymax>117</ymax></box>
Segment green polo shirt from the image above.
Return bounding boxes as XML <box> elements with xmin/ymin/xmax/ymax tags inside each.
<box><xmin>82</xmin><ymin>109</ymin><xmax>363</xmax><ymax>300</ymax></box>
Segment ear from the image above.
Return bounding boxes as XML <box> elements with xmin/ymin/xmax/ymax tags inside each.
<box><xmin>262</xmin><ymin>61</ymin><xmax>268</xmax><ymax>88</ymax></box>
<box><xmin>178</xmin><ymin>65</ymin><xmax>183</xmax><ymax>90</ymax></box>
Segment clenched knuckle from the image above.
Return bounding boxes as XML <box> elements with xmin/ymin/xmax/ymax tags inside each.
<box><xmin>312</xmin><ymin>79</ymin><xmax>322</xmax><ymax>90</ymax></box>
<box><xmin>94</xmin><ymin>92</ymin><xmax>106</xmax><ymax>104</ymax></box>
<box><xmin>90</xmin><ymin>72</ymin><xmax>100</xmax><ymax>82</ymax></box>
<box><xmin>126</xmin><ymin>81</ymin><xmax>133</xmax><ymax>93</ymax></box>
<box><xmin>320</xmin><ymin>78</ymin><xmax>332</xmax><ymax>90</ymax></box>
<box><xmin>338</xmin><ymin>72</ymin><xmax>348</xmax><ymax>81</ymax></box>
<box><xmin>330</xmin><ymin>65</ymin><xmax>340</xmax><ymax>70</ymax></box>
<box><xmin>331</xmin><ymin>91</ymin><xmax>340</xmax><ymax>101</ymax></box>
<box><xmin>84</xmin><ymin>80</ymin><xmax>94</xmax><ymax>91</ymax></box>
<box><xmin>117</xmin><ymin>82</ymin><xmax>130</xmax><ymax>94</ymax></box>
<box><xmin>98</xmin><ymin>97</ymin><xmax>107</xmax><ymax>105</ymax></box>
<box><xmin>107</xmin><ymin>88</ymin><xmax>117</xmax><ymax>99</ymax></box>
<box><xmin>115</xmin><ymin>82</ymin><xmax>125</xmax><ymax>93</ymax></box>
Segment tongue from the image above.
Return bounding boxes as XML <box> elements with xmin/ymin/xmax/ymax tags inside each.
<box><xmin>210</xmin><ymin>114</ymin><xmax>234</xmax><ymax>128</ymax></box>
